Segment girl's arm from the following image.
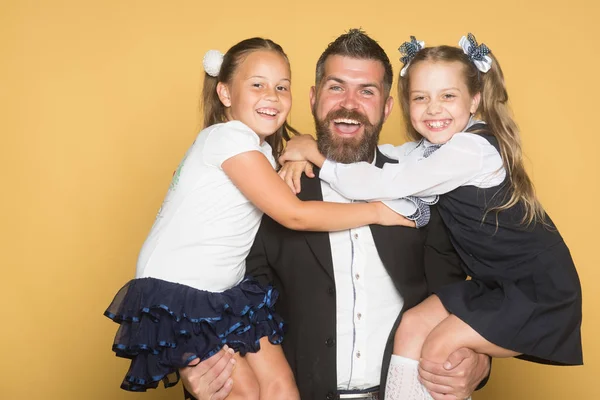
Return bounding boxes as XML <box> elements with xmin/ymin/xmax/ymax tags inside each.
<box><xmin>222</xmin><ymin>151</ymin><xmax>414</xmax><ymax>231</ymax></box>
<box><xmin>317</xmin><ymin>134</ymin><xmax>486</xmax><ymax>200</ymax></box>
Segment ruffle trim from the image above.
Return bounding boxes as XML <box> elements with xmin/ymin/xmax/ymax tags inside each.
<box><xmin>104</xmin><ymin>277</ymin><xmax>285</xmax><ymax>391</ymax></box>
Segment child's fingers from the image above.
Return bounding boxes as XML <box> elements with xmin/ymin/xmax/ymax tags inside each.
<box><xmin>305</xmin><ymin>163</ymin><xmax>315</xmax><ymax>178</ymax></box>
<box><xmin>278</xmin><ymin>167</ymin><xmax>287</xmax><ymax>180</ymax></box>
<box><xmin>278</xmin><ymin>164</ymin><xmax>297</xmax><ymax>193</ymax></box>
<box><xmin>293</xmin><ymin>170</ymin><xmax>302</xmax><ymax>194</ymax></box>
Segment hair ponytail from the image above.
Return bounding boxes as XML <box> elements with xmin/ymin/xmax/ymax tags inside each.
<box><xmin>478</xmin><ymin>54</ymin><xmax>546</xmax><ymax>225</ymax></box>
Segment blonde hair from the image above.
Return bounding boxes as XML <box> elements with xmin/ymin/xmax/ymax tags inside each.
<box><xmin>201</xmin><ymin>37</ymin><xmax>298</xmax><ymax>161</ymax></box>
<box><xmin>398</xmin><ymin>45</ymin><xmax>546</xmax><ymax>226</ymax></box>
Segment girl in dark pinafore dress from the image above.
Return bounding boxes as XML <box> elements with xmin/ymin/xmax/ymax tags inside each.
<box><xmin>279</xmin><ymin>34</ymin><xmax>583</xmax><ymax>400</ymax></box>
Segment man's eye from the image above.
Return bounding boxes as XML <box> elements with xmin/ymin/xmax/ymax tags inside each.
<box><xmin>362</xmin><ymin>90</ymin><xmax>374</xmax><ymax>96</ymax></box>
<box><xmin>443</xmin><ymin>94</ymin><xmax>456</xmax><ymax>99</ymax></box>
<box><xmin>277</xmin><ymin>85</ymin><xmax>289</xmax><ymax>91</ymax></box>
<box><xmin>252</xmin><ymin>83</ymin><xmax>263</xmax><ymax>88</ymax></box>
<box><xmin>329</xmin><ymin>86</ymin><xmax>342</xmax><ymax>92</ymax></box>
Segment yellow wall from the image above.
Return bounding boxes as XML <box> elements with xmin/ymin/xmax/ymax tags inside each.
<box><xmin>2</xmin><ymin>0</ymin><xmax>598</xmax><ymax>399</ymax></box>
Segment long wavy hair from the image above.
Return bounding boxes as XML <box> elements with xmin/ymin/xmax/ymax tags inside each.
<box><xmin>398</xmin><ymin>45</ymin><xmax>546</xmax><ymax>226</ymax></box>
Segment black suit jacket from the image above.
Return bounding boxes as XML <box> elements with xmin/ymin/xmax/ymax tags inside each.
<box><xmin>246</xmin><ymin>149</ymin><xmax>468</xmax><ymax>400</ymax></box>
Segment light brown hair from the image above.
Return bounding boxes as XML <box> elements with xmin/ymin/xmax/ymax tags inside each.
<box><xmin>398</xmin><ymin>45</ymin><xmax>546</xmax><ymax>226</ymax></box>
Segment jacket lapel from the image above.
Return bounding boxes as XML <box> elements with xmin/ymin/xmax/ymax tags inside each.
<box><xmin>369</xmin><ymin>149</ymin><xmax>400</xmax><ymax>264</ymax></box>
<box><xmin>297</xmin><ymin>168</ymin><xmax>336</xmax><ymax>281</ymax></box>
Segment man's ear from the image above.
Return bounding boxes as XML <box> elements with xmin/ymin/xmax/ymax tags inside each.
<box><xmin>382</xmin><ymin>96</ymin><xmax>394</xmax><ymax>122</ymax></box>
<box><xmin>217</xmin><ymin>82</ymin><xmax>232</xmax><ymax>107</ymax></box>
<box><xmin>309</xmin><ymin>86</ymin><xmax>317</xmax><ymax>110</ymax></box>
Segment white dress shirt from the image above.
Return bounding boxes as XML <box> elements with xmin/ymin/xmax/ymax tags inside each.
<box><xmin>322</xmin><ymin>171</ymin><xmax>404</xmax><ymax>390</ymax></box>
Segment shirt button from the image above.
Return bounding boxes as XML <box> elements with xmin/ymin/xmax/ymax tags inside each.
<box><xmin>356</xmin><ymin>351</ymin><xmax>361</xmax><ymax>358</ymax></box>
<box><xmin>325</xmin><ymin>337</ymin><xmax>335</xmax><ymax>347</ymax></box>
<box><xmin>328</xmin><ymin>286</ymin><xmax>335</xmax><ymax>295</ymax></box>
<box><xmin>326</xmin><ymin>392</ymin><xmax>336</xmax><ymax>400</ymax></box>
<box><xmin>355</xmin><ymin>273</ymin><xmax>360</xmax><ymax>280</ymax></box>
<box><xmin>353</xmin><ymin>233</ymin><xmax>359</xmax><ymax>239</ymax></box>
<box><xmin>357</xmin><ymin>313</ymin><xmax>362</xmax><ymax>320</ymax></box>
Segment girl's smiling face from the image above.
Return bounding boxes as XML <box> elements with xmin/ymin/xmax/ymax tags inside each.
<box><xmin>218</xmin><ymin>50</ymin><xmax>292</xmax><ymax>141</ymax></box>
<box><xmin>408</xmin><ymin>61</ymin><xmax>480</xmax><ymax>144</ymax></box>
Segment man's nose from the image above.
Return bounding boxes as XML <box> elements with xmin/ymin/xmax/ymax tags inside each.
<box><xmin>340</xmin><ymin>91</ymin><xmax>359</xmax><ymax>110</ymax></box>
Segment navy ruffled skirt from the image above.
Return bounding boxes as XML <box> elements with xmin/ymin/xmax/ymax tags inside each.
<box><xmin>104</xmin><ymin>277</ymin><xmax>285</xmax><ymax>392</ymax></box>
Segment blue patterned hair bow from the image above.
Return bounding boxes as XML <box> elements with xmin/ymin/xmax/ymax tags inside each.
<box><xmin>459</xmin><ymin>33</ymin><xmax>492</xmax><ymax>73</ymax></box>
<box><xmin>398</xmin><ymin>36</ymin><xmax>425</xmax><ymax>77</ymax></box>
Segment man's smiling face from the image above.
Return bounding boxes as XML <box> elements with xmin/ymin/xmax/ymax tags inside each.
<box><xmin>311</xmin><ymin>55</ymin><xmax>393</xmax><ymax>163</ymax></box>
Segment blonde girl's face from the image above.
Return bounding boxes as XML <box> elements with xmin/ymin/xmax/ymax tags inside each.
<box><xmin>217</xmin><ymin>50</ymin><xmax>292</xmax><ymax>141</ymax></box>
<box><xmin>408</xmin><ymin>61</ymin><xmax>480</xmax><ymax>144</ymax></box>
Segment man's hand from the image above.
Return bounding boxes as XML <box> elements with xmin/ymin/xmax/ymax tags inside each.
<box><xmin>179</xmin><ymin>346</ymin><xmax>236</xmax><ymax>400</ymax></box>
<box><xmin>418</xmin><ymin>347</ymin><xmax>490</xmax><ymax>400</ymax></box>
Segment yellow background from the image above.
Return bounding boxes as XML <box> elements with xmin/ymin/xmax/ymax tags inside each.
<box><xmin>2</xmin><ymin>0</ymin><xmax>598</xmax><ymax>399</ymax></box>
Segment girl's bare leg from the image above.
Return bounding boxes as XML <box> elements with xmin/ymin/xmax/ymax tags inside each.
<box><xmin>393</xmin><ymin>295</ymin><xmax>451</xmax><ymax>359</ymax></box>
<box><xmin>245</xmin><ymin>337</ymin><xmax>300</xmax><ymax>400</ymax></box>
<box><xmin>420</xmin><ymin>296</ymin><xmax>520</xmax><ymax>363</ymax></box>
<box><xmin>386</xmin><ymin>295</ymin><xmax>451</xmax><ymax>400</ymax></box>
<box><xmin>226</xmin><ymin>353</ymin><xmax>260</xmax><ymax>400</ymax></box>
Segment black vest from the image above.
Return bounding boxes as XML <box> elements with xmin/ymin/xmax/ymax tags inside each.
<box><xmin>437</xmin><ymin>124</ymin><xmax>563</xmax><ymax>280</ymax></box>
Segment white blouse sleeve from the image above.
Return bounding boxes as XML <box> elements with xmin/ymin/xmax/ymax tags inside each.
<box><xmin>203</xmin><ymin>121</ymin><xmax>268</xmax><ymax>168</ymax></box>
<box><xmin>319</xmin><ymin>133</ymin><xmax>487</xmax><ymax>200</ymax></box>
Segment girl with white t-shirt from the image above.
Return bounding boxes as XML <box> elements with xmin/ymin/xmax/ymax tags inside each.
<box><xmin>104</xmin><ymin>37</ymin><xmax>414</xmax><ymax>400</ymax></box>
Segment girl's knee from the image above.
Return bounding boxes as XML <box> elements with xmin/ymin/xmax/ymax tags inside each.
<box><xmin>230</xmin><ymin>375</ymin><xmax>260</xmax><ymax>400</ymax></box>
<box><xmin>228</xmin><ymin>355</ymin><xmax>260</xmax><ymax>400</ymax></box>
<box><xmin>260</xmin><ymin>374</ymin><xmax>300</xmax><ymax>400</ymax></box>
<box><xmin>395</xmin><ymin>307</ymin><xmax>430</xmax><ymax>342</ymax></box>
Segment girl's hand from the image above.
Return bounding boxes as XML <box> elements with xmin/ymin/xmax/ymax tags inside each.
<box><xmin>376</xmin><ymin>202</ymin><xmax>416</xmax><ymax>227</ymax></box>
<box><xmin>279</xmin><ymin>134</ymin><xmax>324</xmax><ymax>167</ymax></box>
<box><xmin>278</xmin><ymin>161</ymin><xmax>315</xmax><ymax>194</ymax></box>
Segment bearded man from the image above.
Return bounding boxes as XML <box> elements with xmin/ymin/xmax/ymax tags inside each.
<box><xmin>183</xmin><ymin>29</ymin><xmax>490</xmax><ymax>400</ymax></box>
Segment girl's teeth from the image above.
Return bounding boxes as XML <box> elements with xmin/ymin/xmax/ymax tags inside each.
<box><xmin>427</xmin><ymin>121</ymin><xmax>449</xmax><ymax>128</ymax></box>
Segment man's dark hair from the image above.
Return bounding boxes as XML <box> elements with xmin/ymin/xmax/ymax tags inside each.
<box><xmin>315</xmin><ymin>28</ymin><xmax>393</xmax><ymax>97</ymax></box>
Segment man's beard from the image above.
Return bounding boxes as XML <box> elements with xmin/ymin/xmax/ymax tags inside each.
<box><xmin>313</xmin><ymin>107</ymin><xmax>383</xmax><ymax>164</ymax></box>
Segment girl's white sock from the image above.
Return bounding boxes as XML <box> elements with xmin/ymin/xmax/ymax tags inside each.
<box><xmin>384</xmin><ymin>355</ymin><xmax>472</xmax><ymax>400</ymax></box>
<box><xmin>384</xmin><ymin>355</ymin><xmax>432</xmax><ymax>400</ymax></box>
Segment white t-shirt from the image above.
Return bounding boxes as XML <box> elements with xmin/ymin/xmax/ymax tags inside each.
<box><xmin>136</xmin><ymin>121</ymin><xmax>276</xmax><ymax>292</ymax></box>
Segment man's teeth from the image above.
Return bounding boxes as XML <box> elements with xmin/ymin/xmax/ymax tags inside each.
<box><xmin>426</xmin><ymin>120</ymin><xmax>450</xmax><ymax>128</ymax></box>
<box><xmin>333</xmin><ymin>118</ymin><xmax>360</xmax><ymax>125</ymax></box>
<box><xmin>257</xmin><ymin>109</ymin><xmax>277</xmax><ymax>116</ymax></box>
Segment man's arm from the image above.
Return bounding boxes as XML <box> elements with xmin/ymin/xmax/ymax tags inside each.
<box><xmin>421</xmin><ymin>207</ymin><xmax>491</xmax><ymax>398</ymax></box>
